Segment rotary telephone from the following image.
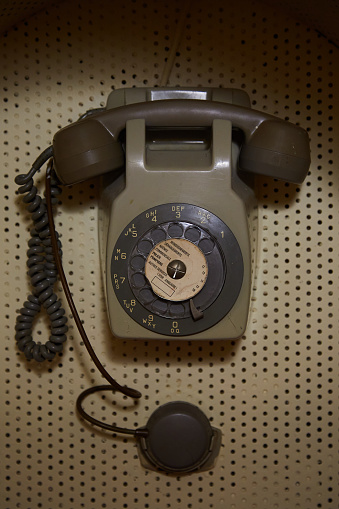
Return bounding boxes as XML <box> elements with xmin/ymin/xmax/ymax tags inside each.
<box><xmin>15</xmin><ymin>87</ymin><xmax>310</xmax><ymax>473</ymax></box>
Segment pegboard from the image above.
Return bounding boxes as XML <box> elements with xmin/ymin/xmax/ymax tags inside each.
<box><xmin>1</xmin><ymin>1</ymin><xmax>338</xmax><ymax>508</ymax></box>
<box><xmin>0</xmin><ymin>0</ymin><xmax>59</xmax><ymax>35</ymax></box>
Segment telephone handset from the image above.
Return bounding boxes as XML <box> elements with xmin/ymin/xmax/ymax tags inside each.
<box><xmin>53</xmin><ymin>96</ymin><xmax>310</xmax><ymax>186</ymax></box>
<box><xmin>15</xmin><ymin>88</ymin><xmax>310</xmax><ymax>473</ymax></box>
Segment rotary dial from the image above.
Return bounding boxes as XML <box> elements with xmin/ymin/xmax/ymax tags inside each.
<box><xmin>111</xmin><ymin>203</ymin><xmax>243</xmax><ymax>336</ymax></box>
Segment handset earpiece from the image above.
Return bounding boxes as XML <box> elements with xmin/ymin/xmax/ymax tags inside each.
<box><xmin>52</xmin><ymin>99</ymin><xmax>310</xmax><ymax>186</ymax></box>
<box><xmin>239</xmin><ymin>119</ymin><xmax>311</xmax><ymax>184</ymax></box>
<box><xmin>52</xmin><ymin>116</ymin><xmax>125</xmax><ymax>185</ymax></box>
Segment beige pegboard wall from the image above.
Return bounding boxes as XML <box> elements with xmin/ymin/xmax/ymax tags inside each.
<box><xmin>1</xmin><ymin>1</ymin><xmax>338</xmax><ymax>508</ymax></box>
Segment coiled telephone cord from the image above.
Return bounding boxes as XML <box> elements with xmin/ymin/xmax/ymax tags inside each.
<box><xmin>15</xmin><ymin>147</ymin><xmax>68</xmax><ymax>362</ymax></box>
<box><xmin>15</xmin><ymin>147</ymin><xmax>145</xmax><ymax>437</ymax></box>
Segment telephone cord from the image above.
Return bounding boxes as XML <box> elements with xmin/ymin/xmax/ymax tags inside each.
<box><xmin>14</xmin><ymin>147</ymin><xmax>68</xmax><ymax>361</ymax></box>
<box><xmin>15</xmin><ymin>147</ymin><xmax>145</xmax><ymax>436</ymax></box>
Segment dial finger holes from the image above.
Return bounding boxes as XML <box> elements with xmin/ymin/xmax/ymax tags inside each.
<box><xmin>151</xmin><ymin>228</ymin><xmax>166</xmax><ymax>243</ymax></box>
<box><xmin>151</xmin><ymin>299</ymin><xmax>168</xmax><ymax>314</ymax></box>
<box><xmin>131</xmin><ymin>273</ymin><xmax>147</xmax><ymax>288</ymax></box>
<box><xmin>198</xmin><ymin>238</ymin><xmax>215</xmax><ymax>255</ymax></box>
<box><xmin>169</xmin><ymin>303</ymin><xmax>186</xmax><ymax>318</ymax></box>
<box><xmin>168</xmin><ymin>223</ymin><xmax>184</xmax><ymax>238</ymax></box>
<box><xmin>130</xmin><ymin>255</ymin><xmax>145</xmax><ymax>270</ymax></box>
<box><xmin>138</xmin><ymin>239</ymin><xmax>153</xmax><ymax>254</ymax></box>
<box><xmin>139</xmin><ymin>288</ymin><xmax>155</xmax><ymax>304</ymax></box>
<box><xmin>184</xmin><ymin>226</ymin><xmax>201</xmax><ymax>242</ymax></box>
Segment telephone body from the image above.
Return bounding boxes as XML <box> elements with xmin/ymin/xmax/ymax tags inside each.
<box><xmin>52</xmin><ymin>88</ymin><xmax>310</xmax><ymax>341</ymax></box>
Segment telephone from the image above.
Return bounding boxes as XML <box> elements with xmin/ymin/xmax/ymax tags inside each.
<box><xmin>52</xmin><ymin>87</ymin><xmax>310</xmax><ymax>340</ymax></box>
<box><xmin>15</xmin><ymin>87</ymin><xmax>310</xmax><ymax>473</ymax></box>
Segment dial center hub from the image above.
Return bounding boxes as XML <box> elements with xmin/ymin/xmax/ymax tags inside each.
<box><xmin>145</xmin><ymin>238</ymin><xmax>208</xmax><ymax>302</ymax></box>
<box><xmin>167</xmin><ymin>259</ymin><xmax>186</xmax><ymax>279</ymax></box>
